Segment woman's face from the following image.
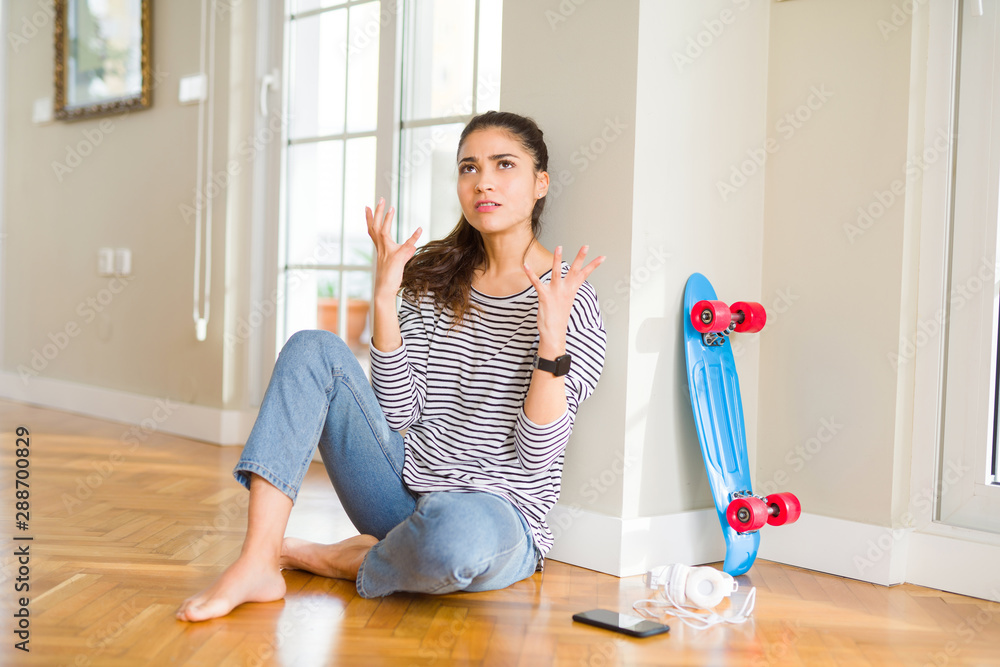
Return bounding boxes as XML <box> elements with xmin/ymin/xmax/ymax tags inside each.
<box><xmin>456</xmin><ymin>128</ymin><xmax>548</xmax><ymax>238</ymax></box>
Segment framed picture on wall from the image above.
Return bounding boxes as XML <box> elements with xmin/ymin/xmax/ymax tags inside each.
<box><xmin>54</xmin><ymin>0</ymin><xmax>153</xmax><ymax>121</ymax></box>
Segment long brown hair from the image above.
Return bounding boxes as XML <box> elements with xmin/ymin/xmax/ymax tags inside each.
<box><xmin>400</xmin><ymin>111</ymin><xmax>549</xmax><ymax>326</ymax></box>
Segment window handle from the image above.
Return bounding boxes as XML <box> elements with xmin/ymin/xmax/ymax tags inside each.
<box><xmin>260</xmin><ymin>68</ymin><xmax>280</xmax><ymax>116</ymax></box>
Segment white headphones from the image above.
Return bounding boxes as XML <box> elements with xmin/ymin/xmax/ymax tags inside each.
<box><xmin>633</xmin><ymin>564</ymin><xmax>756</xmax><ymax>629</ymax></box>
<box><xmin>646</xmin><ymin>564</ymin><xmax>737</xmax><ymax>608</ymax></box>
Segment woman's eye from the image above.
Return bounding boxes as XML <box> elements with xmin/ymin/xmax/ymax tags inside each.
<box><xmin>499</xmin><ymin>160</ymin><xmax>514</xmax><ymax>169</ymax></box>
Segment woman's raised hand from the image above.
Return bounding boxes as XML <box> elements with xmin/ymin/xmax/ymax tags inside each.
<box><xmin>523</xmin><ymin>246</ymin><xmax>605</xmax><ymax>344</ymax></box>
<box><xmin>366</xmin><ymin>197</ymin><xmax>422</xmax><ymax>299</ymax></box>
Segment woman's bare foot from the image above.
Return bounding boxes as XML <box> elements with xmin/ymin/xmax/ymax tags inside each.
<box><xmin>280</xmin><ymin>534</ymin><xmax>378</xmax><ymax>580</ymax></box>
<box><xmin>175</xmin><ymin>554</ymin><xmax>286</xmax><ymax>622</ymax></box>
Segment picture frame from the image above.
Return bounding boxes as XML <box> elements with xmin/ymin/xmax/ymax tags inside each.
<box><xmin>54</xmin><ymin>0</ymin><xmax>153</xmax><ymax>121</ymax></box>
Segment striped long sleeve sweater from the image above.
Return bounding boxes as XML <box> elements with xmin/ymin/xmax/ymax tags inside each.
<box><xmin>368</xmin><ymin>263</ymin><xmax>607</xmax><ymax>555</ymax></box>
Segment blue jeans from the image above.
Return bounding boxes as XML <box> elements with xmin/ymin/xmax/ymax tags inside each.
<box><xmin>233</xmin><ymin>329</ymin><xmax>541</xmax><ymax>598</ymax></box>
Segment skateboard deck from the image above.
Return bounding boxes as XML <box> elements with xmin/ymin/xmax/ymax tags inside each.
<box><xmin>683</xmin><ymin>273</ymin><xmax>760</xmax><ymax>576</ymax></box>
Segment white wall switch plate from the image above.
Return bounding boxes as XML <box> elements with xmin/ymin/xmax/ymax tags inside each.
<box><xmin>32</xmin><ymin>97</ymin><xmax>53</xmax><ymax>124</ymax></box>
<box><xmin>179</xmin><ymin>74</ymin><xmax>207</xmax><ymax>104</ymax></box>
<box><xmin>115</xmin><ymin>248</ymin><xmax>132</xmax><ymax>276</ymax></box>
<box><xmin>98</xmin><ymin>248</ymin><xmax>115</xmax><ymax>276</ymax></box>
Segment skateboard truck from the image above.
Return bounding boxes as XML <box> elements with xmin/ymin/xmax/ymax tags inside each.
<box><xmin>691</xmin><ymin>300</ymin><xmax>767</xmax><ymax>346</ymax></box>
<box><xmin>727</xmin><ymin>491</ymin><xmax>801</xmax><ymax>533</ymax></box>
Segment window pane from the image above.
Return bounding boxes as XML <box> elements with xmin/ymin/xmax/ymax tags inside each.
<box><xmin>344</xmin><ymin>270</ymin><xmax>374</xmax><ymax>310</ymax></box>
<box><xmin>285</xmin><ymin>269</ymin><xmax>372</xmax><ymax>350</ymax></box>
<box><xmin>289</xmin><ymin>11</ymin><xmax>347</xmax><ymax>140</ymax></box>
<box><xmin>315</xmin><ymin>269</ymin><xmax>372</xmax><ymax>350</ymax></box>
<box><xmin>476</xmin><ymin>0</ymin><xmax>502</xmax><ymax>112</ymax></box>
<box><xmin>403</xmin><ymin>0</ymin><xmax>476</xmax><ymax>121</ymax></box>
<box><xmin>346</xmin><ymin>2</ymin><xmax>381</xmax><ymax>132</ymax></box>
<box><xmin>286</xmin><ymin>141</ymin><xmax>345</xmax><ymax>267</ymax></box>
<box><xmin>344</xmin><ymin>136</ymin><xmax>378</xmax><ymax>267</ymax></box>
<box><xmin>399</xmin><ymin>123</ymin><xmax>464</xmax><ymax>243</ymax></box>
<box><xmin>343</xmin><ymin>270</ymin><xmax>373</xmax><ymax>361</ymax></box>
<box><xmin>283</xmin><ymin>268</ymin><xmax>320</xmax><ymax>341</ymax></box>
<box><xmin>994</xmin><ymin>306</ymin><xmax>1000</xmax><ymax>478</ymax></box>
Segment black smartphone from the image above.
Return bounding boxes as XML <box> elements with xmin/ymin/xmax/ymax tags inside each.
<box><xmin>572</xmin><ymin>609</ymin><xmax>670</xmax><ymax>638</ymax></box>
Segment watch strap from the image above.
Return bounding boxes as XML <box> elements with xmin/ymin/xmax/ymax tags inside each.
<box><xmin>533</xmin><ymin>353</ymin><xmax>572</xmax><ymax>377</ymax></box>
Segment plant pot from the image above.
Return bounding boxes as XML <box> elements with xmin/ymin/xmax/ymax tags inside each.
<box><xmin>317</xmin><ymin>298</ymin><xmax>371</xmax><ymax>349</ymax></box>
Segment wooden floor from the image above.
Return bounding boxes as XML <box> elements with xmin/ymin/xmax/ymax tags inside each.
<box><xmin>1</xmin><ymin>399</ymin><xmax>999</xmax><ymax>666</ymax></box>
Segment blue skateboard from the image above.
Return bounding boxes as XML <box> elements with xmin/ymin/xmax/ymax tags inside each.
<box><xmin>683</xmin><ymin>273</ymin><xmax>800</xmax><ymax>576</ymax></box>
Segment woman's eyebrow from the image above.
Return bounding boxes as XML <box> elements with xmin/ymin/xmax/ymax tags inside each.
<box><xmin>458</xmin><ymin>153</ymin><xmax>516</xmax><ymax>164</ymax></box>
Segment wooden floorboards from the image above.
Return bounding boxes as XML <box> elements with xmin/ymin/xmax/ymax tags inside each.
<box><xmin>1</xmin><ymin>398</ymin><xmax>999</xmax><ymax>666</ymax></box>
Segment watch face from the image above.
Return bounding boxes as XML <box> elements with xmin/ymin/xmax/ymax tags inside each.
<box><xmin>554</xmin><ymin>354</ymin><xmax>572</xmax><ymax>376</ymax></box>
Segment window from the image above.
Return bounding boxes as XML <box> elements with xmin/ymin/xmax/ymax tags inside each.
<box><xmin>280</xmin><ymin>1</ymin><xmax>382</xmax><ymax>368</ymax></box>
<box><xmin>936</xmin><ymin>0</ymin><xmax>1000</xmax><ymax>532</ymax></box>
<box><xmin>397</xmin><ymin>0</ymin><xmax>502</xmax><ymax>244</ymax></box>
<box><xmin>277</xmin><ymin>0</ymin><xmax>502</xmax><ymax>369</ymax></box>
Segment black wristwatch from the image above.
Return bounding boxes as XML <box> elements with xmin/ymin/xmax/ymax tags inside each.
<box><xmin>532</xmin><ymin>353</ymin><xmax>572</xmax><ymax>377</ymax></box>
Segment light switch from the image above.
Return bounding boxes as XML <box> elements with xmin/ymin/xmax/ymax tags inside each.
<box><xmin>98</xmin><ymin>248</ymin><xmax>115</xmax><ymax>276</ymax></box>
<box><xmin>115</xmin><ymin>248</ymin><xmax>132</xmax><ymax>276</ymax></box>
<box><xmin>32</xmin><ymin>97</ymin><xmax>53</xmax><ymax>124</ymax></box>
<box><xmin>179</xmin><ymin>74</ymin><xmax>208</xmax><ymax>104</ymax></box>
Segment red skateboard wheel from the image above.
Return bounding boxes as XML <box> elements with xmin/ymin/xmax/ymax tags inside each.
<box><xmin>764</xmin><ymin>492</ymin><xmax>801</xmax><ymax>526</ymax></box>
<box><xmin>730</xmin><ymin>301</ymin><xmax>767</xmax><ymax>333</ymax></box>
<box><xmin>727</xmin><ymin>496</ymin><xmax>768</xmax><ymax>532</ymax></box>
<box><xmin>691</xmin><ymin>300</ymin><xmax>731</xmax><ymax>333</ymax></box>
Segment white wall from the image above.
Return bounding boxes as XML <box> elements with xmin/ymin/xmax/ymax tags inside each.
<box><xmin>501</xmin><ymin>0</ymin><xmax>640</xmax><ymax>525</ymax></box>
<box><xmin>628</xmin><ymin>0</ymin><xmax>769</xmax><ymax>522</ymax></box>
<box><xmin>501</xmin><ymin>0</ymin><xmax>770</xmax><ymax>575</ymax></box>
<box><xmin>0</xmin><ymin>1</ymin><xmax>263</xmax><ymax>441</ymax></box>
<box><xmin>757</xmin><ymin>0</ymin><xmax>912</xmax><ymax>528</ymax></box>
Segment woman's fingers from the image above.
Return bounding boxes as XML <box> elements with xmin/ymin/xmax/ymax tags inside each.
<box><xmin>379</xmin><ymin>205</ymin><xmax>395</xmax><ymax>241</ymax></box>
<box><xmin>522</xmin><ymin>263</ymin><xmax>542</xmax><ymax>290</ymax></box>
<box><xmin>366</xmin><ymin>199</ymin><xmax>385</xmax><ymax>239</ymax></box>
<box><xmin>580</xmin><ymin>255</ymin><xmax>606</xmax><ymax>281</ymax></box>
<box><xmin>404</xmin><ymin>226</ymin><xmax>423</xmax><ymax>248</ymax></box>
<box><xmin>367</xmin><ymin>198</ymin><xmax>406</xmax><ymax>256</ymax></box>
<box><xmin>570</xmin><ymin>246</ymin><xmax>589</xmax><ymax>274</ymax></box>
<box><xmin>550</xmin><ymin>246</ymin><xmax>563</xmax><ymax>284</ymax></box>
<box><xmin>369</xmin><ymin>197</ymin><xmax>388</xmax><ymax>234</ymax></box>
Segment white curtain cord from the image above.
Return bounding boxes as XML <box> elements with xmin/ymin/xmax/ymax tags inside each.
<box><xmin>193</xmin><ymin>0</ymin><xmax>217</xmax><ymax>341</ymax></box>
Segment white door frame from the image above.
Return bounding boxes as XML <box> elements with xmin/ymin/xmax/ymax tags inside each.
<box><xmin>906</xmin><ymin>0</ymin><xmax>1000</xmax><ymax>602</ymax></box>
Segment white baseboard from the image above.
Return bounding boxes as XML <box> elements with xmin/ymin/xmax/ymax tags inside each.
<box><xmin>757</xmin><ymin>511</ymin><xmax>909</xmax><ymax>586</ymax></box>
<box><xmin>544</xmin><ymin>505</ymin><xmax>725</xmax><ymax>577</ymax></box>
<box><xmin>906</xmin><ymin>526</ymin><xmax>1000</xmax><ymax>602</ymax></box>
<box><xmin>0</xmin><ymin>371</ymin><xmax>257</xmax><ymax>446</ymax></box>
<box><xmin>619</xmin><ymin>508</ymin><xmax>727</xmax><ymax>577</ymax></box>
<box><xmin>546</xmin><ymin>506</ymin><xmax>913</xmax><ymax>586</ymax></box>
<box><xmin>544</xmin><ymin>504</ymin><xmax>624</xmax><ymax>575</ymax></box>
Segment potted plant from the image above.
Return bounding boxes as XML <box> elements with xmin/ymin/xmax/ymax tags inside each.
<box><xmin>316</xmin><ymin>250</ymin><xmax>373</xmax><ymax>350</ymax></box>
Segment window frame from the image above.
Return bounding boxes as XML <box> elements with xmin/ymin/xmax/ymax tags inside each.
<box><xmin>0</xmin><ymin>1</ymin><xmax>7</xmax><ymax>372</ymax></box>
<box><xmin>936</xmin><ymin>0</ymin><xmax>1000</xmax><ymax>531</ymax></box>
<box><xmin>910</xmin><ymin>0</ymin><xmax>1000</xmax><ymax>541</ymax></box>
